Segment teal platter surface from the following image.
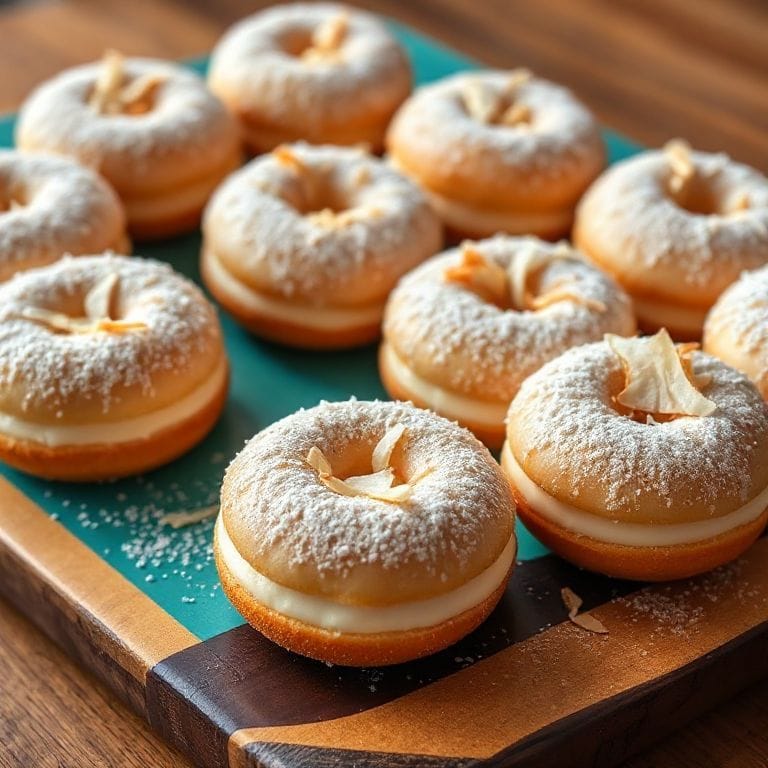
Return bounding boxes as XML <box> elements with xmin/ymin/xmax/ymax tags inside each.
<box><xmin>0</xmin><ymin>23</ymin><xmax>642</xmax><ymax>640</ymax></box>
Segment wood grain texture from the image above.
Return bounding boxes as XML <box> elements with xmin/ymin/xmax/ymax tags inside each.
<box><xmin>0</xmin><ymin>2</ymin><xmax>767</xmax><ymax>767</ymax></box>
<box><xmin>0</xmin><ymin>0</ymin><xmax>765</xmax><ymax>167</ymax></box>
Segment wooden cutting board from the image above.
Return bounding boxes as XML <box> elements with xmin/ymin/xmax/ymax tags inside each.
<box><xmin>1</xmin><ymin>23</ymin><xmax>767</xmax><ymax>768</ymax></box>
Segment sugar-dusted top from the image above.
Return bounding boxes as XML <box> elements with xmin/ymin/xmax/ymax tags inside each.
<box><xmin>0</xmin><ymin>254</ymin><xmax>222</xmax><ymax>420</ymax></box>
<box><xmin>384</xmin><ymin>236</ymin><xmax>635</xmax><ymax>401</ymax></box>
<box><xmin>508</xmin><ymin>340</ymin><xmax>768</xmax><ymax>522</ymax></box>
<box><xmin>221</xmin><ymin>399</ymin><xmax>515</xmax><ymax>604</ymax></box>
<box><xmin>203</xmin><ymin>142</ymin><xmax>442</xmax><ymax>304</ymax></box>
<box><xmin>0</xmin><ymin>150</ymin><xmax>125</xmax><ymax>281</ymax></box>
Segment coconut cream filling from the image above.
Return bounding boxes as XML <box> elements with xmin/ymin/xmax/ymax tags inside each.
<box><xmin>632</xmin><ymin>295</ymin><xmax>708</xmax><ymax>335</ymax></box>
<box><xmin>502</xmin><ymin>442</ymin><xmax>768</xmax><ymax>547</ymax></box>
<box><xmin>0</xmin><ymin>355</ymin><xmax>227</xmax><ymax>447</ymax></box>
<box><xmin>216</xmin><ymin>514</ymin><xmax>517</xmax><ymax>634</ymax></box>
<box><xmin>204</xmin><ymin>246</ymin><xmax>385</xmax><ymax>331</ymax></box>
<box><xmin>382</xmin><ymin>342</ymin><xmax>508</xmax><ymax>427</ymax></box>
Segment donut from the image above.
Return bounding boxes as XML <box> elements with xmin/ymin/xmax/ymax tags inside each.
<box><xmin>15</xmin><ymin>51</ymin><xmax>241</xmax><ymax>239</ymax></box>
<box><xmin>380</xmin><ymin>236</ymin><xmax>635</xmax><ymax>448</ymax></box>
<box><xmin>704</xmin><ymin>264</ymin><xmax>768</xmax><ymax>399</ymax></box>
<box><xmin>208</xmin><ymin>3</ymin><xmax>411</xmax><ymax>154</ymax></box>
<box><xmin>201</xmin><ymin>143</ymin><xmax>442</xmax><ymax>348</ymax></box>
<box><xmin>0</xmin><ymin>254</ymin><xmax>228</xmax><ymax>481</ymax></box>
<box><xmin>502</xmin><ymin>329</ymin><xmax>768</xmax><ymax>581</ymax></box>
<box><xmin>214</xmin><ymin>399</ymin><xmax>516</xmax><ymax>666</ymax></box>
<box><xmin>386</xmin><ymin>69</ymin><xmax>605</xmax><ymax>240</ymax></box>
<box><xmin>0</xmin><ymin>150</ymin><xmax>129</xmax><ymax>282</ymax></box>
<box><xmin>574</xmin><ymin>140</ymin><xmax>768</xmax><ymax>340</ymax></box>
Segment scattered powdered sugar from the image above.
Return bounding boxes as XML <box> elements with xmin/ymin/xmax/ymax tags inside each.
<box><xmin>17</xmin><ymin>58</ymin><xmax>236</xmax><ymax>182</ymax></box>
<box><xmin>208</xmin><ymin>3</ymin><xmax>409</xmax><ymax>125</ymax></box>
<box><xmin>575</xmin><ymin>149</ymin><xmax>768</xmax><ymax>292</ymax></box>
<box><xmin>705</xmin><ymin>263</ymin><xmax>768</xmax><ymax>383</ymax></box>
<box><xmin>221</xmin><ymin>400</ymin><xmax>514</xmax><ymax>590</ymax></box>
<box><xmin>203</xmin><ymin>143</ymin><xmax>441</xmax><ymax>301</ymax></box>
<box><xmin>0</xmin><ymin>254</ymin><xmax>220</xmax><ymax>413</ymax></box>
<box><xmin>388</xmin><ymin>71</ymin><xmax>603</xmax><ymax>193</ymax></box>
<box><xmin>383</xmin><ymin>236</ymin><xmax>635</xmax><ymax>401</ymax></box>
<box><xmin>0</xmin><ymin>150</ymin><xmax>124</xmax><ymax>278</ymax></box>
<box><xmin>509</xmin><ymin>341</ymin><xmax>768</xmax><ymax>514</ymax></box>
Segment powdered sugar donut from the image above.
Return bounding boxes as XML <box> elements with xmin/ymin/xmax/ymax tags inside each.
<box><xmin>0</xmin><ymin>150</ymin><xmax>129</xmax><ymax>281</ymax></box>
<box><xmin>380</xmin><ymin>236</ymin><xmax>635</xmax><ymax>448</ymax></box>
<box><xmin>16</xmin><ymin>52</ymin><xmax>241</xmax><ymax>239</ymax></box>
<box><xmin>387</xmin><ymin>69</ymin><xmax>605</xmax><ymax>239</ymax></box>
<box><xmin>215</xmin><ymin>399</ymin><xmax>516</xmax><ymax>666</ymax></box>
<box><xmin>704</xmin><ymin>264</ymin><xmax>768</xmax><ymax>399</ymax></box>
<box><xmin>503</xmin><ymin>331</ymin><xmax>768</xmax><ymax>581</ymax></box>
<box><xmin>574</xmin><ymin>141</ymin><xmax>768</xmax><ymax>339</ymax></box>
<box><xmin>201</xmin><ymin>143</ymin><xmax>442</xmax><ymax>348</ymax></box>
<box><xmin>0</xmin><ymin>254</ymin><xmax>227</xmax><ymax>480</ymax></box>
<box><xmin>208</xmin><ymin>3</ymin><xmax>411</xmax><ymax>153</ymax></box>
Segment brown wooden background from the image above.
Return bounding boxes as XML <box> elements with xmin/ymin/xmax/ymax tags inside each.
<box><xmin>0</xmin><ymin>1</ymin><xmax>767</xmax><ymax>766</ymax></box>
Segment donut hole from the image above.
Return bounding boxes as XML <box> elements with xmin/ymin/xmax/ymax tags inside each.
<box><xmin>277</xmin><ymin>28</ymin><xmax>316</xmax><ymax>57</ymax></box>
<box><xmin>0</xmin><ymin>186</ymin><xmax>27</xmax><ymax>213</ymax></box>
<box><xmin>288</xmin><ymin>172</ymin><xmax>358</xmax><ymax>220</ymax></box>
<box><xmin>325</xmin><ymin>435</ymin><xmax>410</xmax><ymax>485</ymax></box>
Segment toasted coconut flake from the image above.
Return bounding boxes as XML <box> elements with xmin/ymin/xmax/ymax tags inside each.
<box><xmin>273</xmin><ymin>145</ymin><xmax>306</xmax><ymax>172</ymax></box>
<box><xmin>94</xmin><ymin>318</ymin><xmax>148</xmax><ymax>334</ymax></box>
<box><xmin>353</xmin><ymin>165</ymin><xmax>372</xmax><ymax>188</ymax></box>
<box><xmin>90</xmin><ymin>49</ymin><xmax>125</xmax><ymax>114</ymax></box>
<box><xmin>344</xmin><ymin>468</ymin><xmax>395</xmax><ymax>493</ymax></box>
<box><xmin>84</xmin><ymin>273</ymin><xmax>119</xmax><ymax>320</ymax></box>
<box><xmin>530</xmin><ymin>287</ymin><xmax>606</xmax><ymax>313</ymax></box>
<box><xmin>507</xmin><ymin>68</ymin><xmax>532</xmax><ymax>90</ymax></box>
<box><xmin>500</xmin><ymin>101</ymin><xmax>532</xmax><ymax>126</ymax></box>
<box><xmin>508</xmin><ymin>244</ymin><xmax>554</xmax><ymax>310</ymax></box>
<box><xmin>462</xmin><ymin>79</ymin><xmax>502</xmax><ymax>124</ymax></box>
<box><xmin>371</xmin><ymin>423</ymin><xmax>406</xmax><ymax>472</ymax></box>
<box><xmin>664</xmin><ymin>139</ymin><xmax>695</xmax><ymax>195</ymax></box>
<box><xmin>561</xmin><ymin>587</ymin><xmax>608</xmax><ymax>634</ymax></box>
<box><xmin>606</xmin><ymin>329</ymin><xmax>717</xmax><ymax>418</ymax></box>
<box><xmin>444</xmin><ymin>244</ymin><xmax>508</xmax><ymax>305</ymax></box>
<box><xmin>160</xmin><ymin>505</ymin><xmax>219</xmax><ymax>529</ymax></box>
<box><xmin>120</xmin><ymin>73</ymin><xmax>167</xmax><ymax>114</ymax></box>
<box><xmin>18</xmin><ymin>305</ymin><xmax>146</xmax><ymax>335</ymax></box>
<box><xmin>306</xmin><ymin>445</ymin><xmax>333</xmax><ymax>476</ymax></box>
<box><xmin>303</xmin><ymin>12</ymin><xmax>348</xmax><ymax>60</ymax></box>
<box><xmin>733</xmin><ymin>192</ymin><xmax>750</xmax><ymax>211</ymax></box>
<box><xmin>307</xmin><ymin>206</ymin><xmax>375</xmax><ymax>229</ymax></box>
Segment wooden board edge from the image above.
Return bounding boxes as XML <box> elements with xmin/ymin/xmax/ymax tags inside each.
<box><xmin>0</xmin><ymin>477</ymin><xmax>198</xmax><ymax>715</ymax></box>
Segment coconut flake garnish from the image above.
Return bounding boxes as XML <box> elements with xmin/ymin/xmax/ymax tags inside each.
<box><xmin>606</xmin><ymin>329</ymin><xmax>717</xmax><ymax>419</ymax></box>
<box><xmin>18</xmin><ymin>274</ymin><xmax>147</xmax><ymax>335</ymax></box>
<box><xmin>159</xmin><ymin>505</ymin><xmax>219</xmax><ymax>529</ymax></box>
<box><xmin>306</xmin><ymin>425</ymin><xmax>428</xmax><ymax>503</ymax></box>
<box><xmin>444</xmin><ymin>242</ymin><xmax>602</xmax><ymax>313</ymax></box>
<box><xmin>90</xmin><ymin>49</ymin><xmax>166</xmax><ymax>116</ymax></box>
<box><xmin>462</xmin><ymin>69</ymin><xmax>531</xmax><ymax>125</ymax></box>
<box><xmin>561</xmin><ymin>587</ymin><xmax>609</xmax><ymax>635</ymax></box>
<box><xmin>302</xmin><ymin>12</ymin><xmax>348</xmax><ymax>61</ymax></box>
<box><xmin>664</xmin><ymin>139</ymin><xmax>695</xmax><ymax>195</ymax></box>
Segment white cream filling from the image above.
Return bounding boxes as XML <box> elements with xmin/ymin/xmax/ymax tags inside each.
<box><xmin>204</xmin><ymin>247</ymin><xmax>384</xmax><ymax>331</ymax></box>
<box><xmin>382</xmin><ymin>342</ymin><xmax>508</xmax><ymax>427</ymax></box>
<box><xmin>217</xmin><ymin>514</ymin><xmax>517</xmax><ymax>634</ymax></box>
<box><xmin>0</xmin><ymin>356</ymin><xmax>227</xmax><ymax>447</ymax></box>
<box><xmin>632</xmin><ymin>295</ymin><xmax>708</xmax><ymax>335</ymax></box>
<box><xmin>502</xmin><ymin>442</ymin><xmax>768</xmax><ymax>547</ymax></box>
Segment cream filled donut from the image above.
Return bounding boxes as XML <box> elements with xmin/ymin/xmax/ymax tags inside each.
<box><xmin>380</xmin><ymin>236</ymin><xmax>635</xmax><ymax>448</ymax></box>
<box><xmin>502</xmin><ymin>329</ymin><xmax>768</xmax><ymax>581</ymax></box>
<box><xmin>15</xmin><ymin>52</ymin><xmax>241</xmax><ymax>239</ymax></box>
<box><xmin>208</xmin><ymin>3</ymin><xmax>411</xmax><ymax>154</ymax></box>
<box><xmin>215</xmin><ymin>399</ymin><xmax>516</xmax><ymax>666</ymax></box>
<box><xmin>0</xmin><ymin>150</ymin><xmax>129</xmax><ymax>282</ymax></box>
<box><xmin>386</xmin><ymin>69</ymin><xmax>605</xmax><ymax>240</ymax></box>
<box><xmin>201</xmin><ymin>143</ymin><xmax>442</xmax><ymax>348</ymax></box>
<box><xmin>0</xmin><ymin>254</ymin><xmax>227</xmax><ymax>481</ymax></box>
<box><xmin>704</xmin><ymin>265</ymin><xmax>768</xmax><ymax>399</ymax></box>
<box><xmin>574</xmin><ymin>141</ymin><xmax>768</xmax><ymax>339</ymax></box>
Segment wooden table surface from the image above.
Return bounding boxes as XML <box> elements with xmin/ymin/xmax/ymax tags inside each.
<box><xmin>0</xmin><ymin>1</ymin><xmax>767</xmax><ymax>766</ymax></box>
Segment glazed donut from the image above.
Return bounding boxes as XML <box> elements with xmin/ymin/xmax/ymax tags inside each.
<box><xmin>574</xmin><ymin>141</ymin><xmax>768</xmax><ymax>339</ymax></box>
<box><xmin>214</xmin><ymin>399</ymin><xmax>516</xmax><ymax>666</ymax></box>
<box><xmin>0</xmin><ymin>254</ymin><xmax>227</xmax><ymax>481</ymax></box>
<box><xmin>15</xmin><ymin>52</ymin><xmax>241</xmax><ymax>239</ymax></box>
<box><xmin>502</xmin><ymin>330</ymin><xmax>768</xmax><ymax>581</ymax></box>
<box><xmin>0</xmin><ymin>150</ymin><xmax>129</xmax><ymax>281</ymax></box>
<box><xmin>201</xmin><ymin>143</ymin><xmax>442</xmax><ymax>348</ymax></box>
<box><xmin>704</xmin><ymin>264</ymin><xmax>768</xmax><ymax>399</ymax></box>
<box><xmin>380</xmin><ymin>236</ymin><xmax>635</xmax><ymax>448</ymax></box>
<box><xmin>386</xmin><ymin>69</ymin><xmax>605</xmax><ymax>240</ymax></box>
<box><xmin>208</xmin><ymin>3</ymin><xmax>411</xmax><ymax>154</ymax></box>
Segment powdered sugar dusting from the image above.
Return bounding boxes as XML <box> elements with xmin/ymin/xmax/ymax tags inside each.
<box><xmin>509</xmin><ymin>341</ymin><xmax>768</xmax><ymax>516</ymax></box>
<box><xmin>383</xmin><ymin>236</ymin><xmax>635</xmax><ymax>401</ymax></box>
<box><xmin>575</xmin><ymin>149</ymin><xmax>768</xmax><ymax>296</ymax></box>
<box><xmin>0</xmin><ymin>151</ymin><xmax>125</xmax><ymax>280</ymax></box>
<box><xmin>221</xmin><ymin>400</ymin><xmax>514</xmax><ymax>592</ymax></box>
<box><xmin>203</xmin><ymin>143</ymin><xmax>441</xmax><ymax>302</ymax></box>
<box><xmin>0</xmin><ymin>254</ymin><xmax>220</xmax><ymax>413</ymax></box>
